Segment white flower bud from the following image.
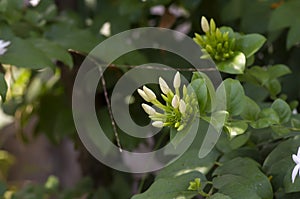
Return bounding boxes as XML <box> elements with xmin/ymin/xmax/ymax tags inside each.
<box><xmin>179</xmin><ymin>99</ymin><xmax>186</xmax><ymax>114</ymax></box>
<box><xmin>152</xmin><ymin>121</ymin><xmax>164</xmax><ymax>128</ymax></box>
<box><xmin>0</xmin><ymin>40</ymin><xmax>11</xmax><ymax>55</ymax></box>
<box><xmin>142</xmin><ymin>103</ymin><xmax>156</xmax><ymax>115</ymax></box>
<box><xmin>201</xmin><ymin>16</ymin><xmax>210</xmax><ymax>33</ymax></box>
<box><xmin>159</xmin><ymin>77</ymin><xmax>171</xmax><ymax>94</ymax></box>
<box><xmin>143</xmin><ymin>86</ymin><xmax>156</xmax><ymax>101</ymax></box>
<box><xmin>173</xmin><ymin>72</ymin><xmax>181</xmax><ymax>89</ymax></box>
<box><xmin>172</xmin><ymin>95</ymin><xmax>180</xmax><ymax>108</ymax></box>
<box><xmin>137</xmin><ymin>89</ymin><xmax>150</xmax><ymax>102</ymax></box>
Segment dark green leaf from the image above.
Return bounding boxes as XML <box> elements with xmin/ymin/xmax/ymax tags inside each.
<box><xmin>0</xmin><ymin>37</ymin><xmax>54</xmax><ymax>69</ymax></box>
<box><xmin>213</xmin><ymin>157</ymin><xmax>273</xmax><ymax>199</ymax></box>
<box><xmin>268</xmin><ymin>0</ymin><xmax>300</xmax><ymax>31</ymax></box>
<box><xmin>216</xmin><ymin>78</ymin><xmax>245</xmax><ymax>116</ymax></box>
<box><xmin>236</xmin><ymin>34</ymin><xmax>266</xmax><ymax>58</ymax></box>
<box><xmin>157</xmin><ymin>149</ymin><xmax>220</xmax><ymax>179</ymax></box>
<box><xmin>0</xmin><ymin>73</ymin><xmax>7</xmax><ymax>102</ymax></box>
<box><xmin>271</xmin><ymin>99</ymin><xmax>292</xmax><ymax>124</ymax></box>
<box><xmin>263</xmin><ymin>136</ymin><xmax>300</xmax><ymax>192</ymax></box>
<box><xmin>131</xmin><ymin>172</ymin><xmax>206</xmax><ymax>199</ymax></box>
<box><xmin>268</xmin><ymin>64</ymin><xmax>291</xmax><ymax>79</ymax></box>
<box><xmin>241</xmin><ymin>96</ymin><xmax>261</xmax><ymax>121</ymax></box>
<box><xmin>29</xmin><ymin>38</ymin><xmax>73</xmax><ymax>67</ymax></box>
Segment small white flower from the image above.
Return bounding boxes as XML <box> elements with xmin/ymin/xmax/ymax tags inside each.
<box><xmin>0</xmin><ymin>40</ymin><xmax>11</xmax><ymax>55</ymax></box>
<box><xmin>143</xmin><ymin>86</ymin><xmax>156</xmax><ymax>101</ymax></box>
<box><xmin>142</xmin><ymin>103</ymin><xmax>156</xmax><ymax>116</ymax></box>
<box><xmin>172</xmin><ymin>95</ymin><xmax>180</xmax><ymax>109</ymax></box>
<box><xmin>159</xmin><ymin>77</ymin><xmax>171</xmax><ymax>94</ymax></box>
<box><xmin>292</xmin><ymin>147</ymin><xmax>300</xmax><ymax>183</ymax></box>
<box><xmin>201</xmin><ymin>16</ymin><xmax>210</xmax><ymax>33</ymax></box>
<box><xmin>29</xmin><ymin>0</ymin><xmax>41</xmax><ymax>7</ymax></box>
<box><xmin>173</xmin><ymin>72</ymin><xmax>181</xmax><ymax>89</ymax></box>
<box><xmin>152</xmin><ymin>121</ymin><xmax>164</xmax><ymax>128</ymax></box>
<box><xmin>179</xmin><ymin>99</ymin><xmax>186</xmax><ymax>114</ymax></box>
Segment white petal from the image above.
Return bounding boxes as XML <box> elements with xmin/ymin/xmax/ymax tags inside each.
<box><xmin>171</xmin><ymin>95</ymin><xmax>179</xmax><ymax>108</ymax></box>
<box><xmin>137</xmin><ymin>89</ymin><xmax>150</xmax><ymax>102</ymax></box>
<box><xmin>173</xmin><ymin>72</ymin><xmax>181</xmax><ymax>89</ymax></box>
<box><xmin>201</xmin><ymin>16</ymin><xmax>209</xmax><ymax>33</ymax></box>
<box><xmin>159</xmin><ymin>77</ymin><xmax>170</xmax><ymax>94</ymax></box>
<box><xmin>297</xmin><ymin>147</ymin><xmax>300</xmax><ymax>157</ymax></box>
<box><xmin>179</xmin><ymin>100</ymin><xmax>186</xmax><ymax>114</ymax></box>
<box><xmin>141</xmin><ymin>103</ymin><xmax>156</xmax><ymax>115</ymax></box>
<box><xmin>143</xmin><ymin>86</ymin><xmax>156</xmax><ymax>101</ymax></box>
<box><xmin>293</xmin><ymin>154</ymin><xmax>300</xmax><ymax>164</ymax></box>
<box><xmin>0</xmin><ymin>48</ymin><xmax>6</xmax><ymax>55</ymax></box>
<box><xmin>152</xmin><ymin>121</ymin><xmax>164</xmax><ymax>128</ymax></box>
<box><xmin>292</xmin><ymin>164</ymin><xmax>300</xmax><ymax>183</ymax></box>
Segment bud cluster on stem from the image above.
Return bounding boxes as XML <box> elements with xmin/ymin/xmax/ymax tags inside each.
<box><xmin>138</xmin><ymin>72</ymin><xmax>197</xmax><ymax>132</ymax></box>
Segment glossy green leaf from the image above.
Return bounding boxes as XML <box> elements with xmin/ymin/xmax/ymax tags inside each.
<box><xmin>217</xmin><ymin>52</ymin><xmax>246</xmax><ymax>74</ymax></box>
<box><xmin>216</xmin><ymin>79</ymin><xmax>245</xmax><ymax>116</ymax></box>
<box><xmin>0</xmin><ymin>37</ymin><xmax>55</xmax><ymax>69</ymax></box>
<box><xmin>157</xmin><ymin>149</ymin><xmax>220</xmax><ymax>179</ymax></box>
<box><xmin>268</xmin><ymin>64</ymin><xmax>291</xmax><ymax>79</ymax></box>
<box><xmin>271</xmin><ymin>99</ymin><xmax>292</xmax><ymax>124</ymax></box>
<box><xmin>190</xmin><ymin>78</ymin><xmax>208</xmax><ymax>113</ymax></box>
<box><xmin>241</xmin><ymin>96</ymin><xmax>261</xmax><ymax>121</ymax></box>
<box><xmin>131</xmin><ymin>172</ymin><xmax>206</xmax><ymax>199</ymax></box>
<box><xmin>263</xmin><ymin>136</ymin><xmax>300</xmax><ymax>192</ymax></box>
<box><xmin>225</xmin><ymin>121</ymin><xmax>248</xmax><ymax>137</ymax></box>
<box><xmin>213</xmin><ymin>157</ymin><xmax>273</xmax><ymax>199</ymax></box>
<box><xmin>251</xmin><ymin>108</ymin><xmax>280</xmax><ymax>128</ymax></box>
<box><xmin>0</xmin><ymin>73</ymin><xmax>7</xmax><ymax>102</ymax></box>
<box><xmin>236</xmin><ymin>34</ymin><xmax>266</xmax><ymax>58</ymax></box>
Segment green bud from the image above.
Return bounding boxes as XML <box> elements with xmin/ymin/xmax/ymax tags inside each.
<box><xmin>210</xmin><ymin>19</ymin><xmax>216</xmax><ymax>32</ymax></box>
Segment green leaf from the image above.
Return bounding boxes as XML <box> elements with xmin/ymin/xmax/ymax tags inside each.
<box><xmin>217</xmin><ymin>52</ymin><xmax>246</xmax><ymax>74</ymax></box>
<box><xmin>0</xmin><ymin>37</ymin><xmax>55</xmax><ymax>69</ymax></box>
<box><xmin>225</xmin><ymin>121</ymin><xmax>248</xmax><ymax>138</ymax></box>
<box><xmin>213</xmin><ymin>157</ymin><xmax>273</xmax><ymax>199</ymax></box>
<box><xmin>268</xmin><ymin>64</ymin><xmax>291</xmax><ymax>79</ymax></box>
<box><xmin>251</xmin><ymin>108</ymin><xmax>280</xmax><ymax>128</ymax></box>
<box><xmin>131</xmin><ymin>172</ymin><xmax>206</xmax><ymax>199</ymax></box>
<box><xmin>209</xmin><ymin>193</ymin><xmax>232</xmax><ymax>199</ymax></box>
<box><xmin>29</xmin><ymin>38</ymin><xmax>73</xmax><ymax>67</ymax></box>
<box><xmin>268</xmin><ymin>0</ymin><xmax>300</xmax><ymax>31</ymax></box>
<box><xmin>263</xmin><ymin>136</ymin><xmax>300</xmax><ymax>192</ymax></box>
<box><xmin>266</xmin><ymin>79</ymin><xmax>281</xmax><ymax>97</ymax></box>
<box><xmin>241</xmin><ymin>96</ymin><xmax>261</xmax><ymax>121</ymax></box>
<box><xmin>287</xmin><ymin>22</ymin><xmax>300</xmax><ymax>49</ymax></box>
<box><xmin>236</xmin><ymin>34</ymin><xmax>266</xmax><ymax>58</ymax></box>
<box><xmin>271</xmin><ymin>99</ymin><xmax>292</xmax><ymax>124</ymax></box>
<box><xmin>157</xmin><ymin>149</ymin><xmax>220</xmax><ymax>179</ymax></box>
<box><xmin>0</xmin><ymin>73</ymin><xmax>7</xmax><ymax>102</ymax></box>
<box><xmin>216</xmin><ymin>79</ymin><xmax>245</xmax><ymax>116</ymax></box>
<box><xmin>190</xmin><ymin>78</ymin><xmax>208</xmax><ymax>113</ymax></box>
<box><xmin>45</xmin><ymin>23</ymin><xmax>101</xmax><ymax>53</ymax></box>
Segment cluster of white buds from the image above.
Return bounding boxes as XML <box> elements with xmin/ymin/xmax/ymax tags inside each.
<box><xmin>138</xmin><ymin>72</ymin><xmax>197</xmax><ymax>131</ymax></box>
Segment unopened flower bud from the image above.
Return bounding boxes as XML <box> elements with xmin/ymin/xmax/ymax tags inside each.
<box><xmin>172</xmin><ymin>95</ymin><xmax>180</xmax><ymax>108</ymax></box>
<box><xmin>141</xmin><ymin>103</ymin><xmax>156</xmax><ymax>115</ymax></box>
<box><xmin>152</xmin><ymin>121</ymin><xmax>164</xmax><ymax>128</ymax></box>
<box><xmin>179</xmin><ymin>100</ymin><xmax>186</xmax><ymax>114</ymax></box>
<box><xmin>143</xmin><ymin>86</ymin><xmax>156</xmax><ymax>101</ymax></box>
<box><xmin>159</xmin><ymin>77</ymin><xmax>171</xmax><ymax>94</ymax></box>
<box><xmin>138</xmin><ymin>89</ymin><xmax>150</xmax><ymax>102</ymax></box>
<box><xmin>201</xmin><ymin>16</ymin><xmax>209</xmax><ymax>33</ymax></box>
<box><xmin>173</xmin><ymin>72</ymin><xmax>181</xmax><ymax>89</ymax></box>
